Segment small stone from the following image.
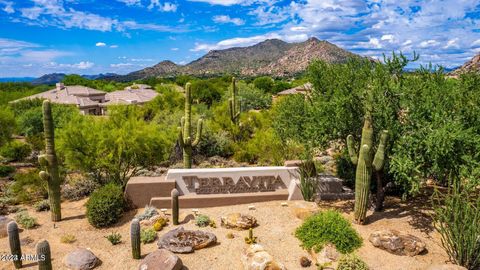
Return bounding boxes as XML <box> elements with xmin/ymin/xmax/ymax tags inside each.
<box><xmin>0</xmin><ymin>216</ymin><xmax>14</xmax><ymax>238</ymax></box>
<box><xmin>300</xmin><ymin>256</ymin><xmax>311</xmax><ymax>267</ymax></box>
<box><xmin>241</xmin><ymin>244</ymin><xmax>286</xmax><ymax>270</ymax></box>
<box><xmin>64</xmin><ymin>248</ymin><xmax>99</xmax><ymax>270</ymax></box>
<box><xmin>426</xmin><ymin>264</ymin><xmax>468</xmax><ymax>270</ymax></box>
<box><xmin>221</xmin><ymin>213</ymin><xmax>257</xmax><ymax>230</ymax></box>
<box><xmin>369</xmin><ymin>230</ymin><xmax>426</xmax><ymax>256</ymax></box>
<box><xmin>138</xmin><ymin>249</ymin><xmax>183</xmax><ymax>270</ymax></box>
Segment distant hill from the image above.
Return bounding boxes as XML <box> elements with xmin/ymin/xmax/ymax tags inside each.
<box><xmin>451</xmin><ymin>53</ymin><xmax>480</xmax><ymax>75</ymax></box>
<box><xmin>0</xmin><ymin>77</ymin><xmax>36</xmax><ymax>83</ymax></box>
<box><xmin>107</xmin><ymin>37</ymin><xmax>359</xmax><ymax>81</ymax></box>
<box><xmin>30</xmin><ymin>73</ymin><xmax>119</xmax><ymax>85</ymax></box>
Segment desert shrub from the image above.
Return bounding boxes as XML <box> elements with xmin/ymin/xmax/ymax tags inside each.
<box><xmin>0</xmin><ymin>165</ymin><xmax>15</xmax><ymax>177</ymax></box>
<box><xmin>0</xmin><ymin>107</ymin><xmax>15</xmax><ymax>147</ymax></box>
<box><xmin>105</xmin><ymin>232</ymin><xmax>122</xmax><ymax>245</ymax></box>
<box><xmin>15</xmin><ymin>211</ymin><xmax>37</xmax><ymax>229</ymax></box>
<box><xmin>33</xmin><ymin>199</ymin><xmax>50</xmax><ymax>212</ymax></box>
<box><xmin>336</xmin><ymin>254</ymin><xmax>369</xmax><ymax>270</ymax></box>
<box><xmin>195</xmin><ymin>214</ymin><xmax>211</xmax><ymax>227</ymax></box>
<box><xmin>6</xmin><ymin>170</ymin><xmax>47</xmax><ymax>203</ymax></box>
<box><xmin>135</xmin><ymin>205</ymin><xmax>159</xmax><ymax>221</ymax></box>
<box><xmin>190</xmin><ymin>80</ymin><xmax>223</xmax><ymax>107</ymax></box>
<box><xmin>16</xmin><ymin>103</ymin><xmax>78</xmax><ymax>137</ymax></box>
<box><xmin>196</xmin><ymin>130</ymin><xmax>234</xmax><ymax>158</ymax></box>
<box><xmin>61</xmin><ymin>177</ymin><xmax>99</xmax><ymax>201</ymax></box>
<box><xmin>0</xmin><ymin>141</ymin><xmax>31</xmax><ymax>162</ymax></box>
<box><xmin>433</xmin><ymin>178</ymin><xmax>480</xmax><ymax>270</ymax></box>
<box><xmin>298</xmin><ymin>160</ymin><xmax>319</xmax><ymax>201</ymax></box>
<box><xmin>253</xmin><ymin>76</ymin><xmax>274</xmax><ymax>93</ymax></box>
<box><xmin>60</xmin><ymin>234</ymin><xmax>77</xmax><ymax>244</ymax></box>
<box><xmin>295</xmin><ymin>210</ymin><xmax>362</xmax><ymax>254</ymax></box>
<box><xmin>233</xmin><ymin>128</ymin><xmax>287</xmax><ymax>165</ymax></box>
<box><xmin>237</xmin><ymin>82</ymin><xmax>272</xmax><ymax>110</ymax></box>
<box><xmin>25</xmin><ymin>134</ymin><xmax>45</xmax><ymax>151</ymax></box>
<box><xmin>140</xmin><ymin>228</ymin><xmax>157</xmax><ymax>244</ymax></box>
<box><xmin>86</xmin><ymin>183</ymin><xmax>125</xmax><ymax>228</ymax></box>
<box><xmin>334</xmin><ymin>150</ymin><xmax>356</xmax><ymax>189</ymax></box>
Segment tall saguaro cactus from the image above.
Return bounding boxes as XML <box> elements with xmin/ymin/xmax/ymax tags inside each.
<box><xmin>38</xmin><ymin>100</ymin><xmax>62</xmax><ymax>222</ymax></box>
<box><xmin>7</xmin><ymin>222</ymin><xmax>22</xmax><ymax>269</ymax></box>
<box><xmin>130</xmin><ymin>219</ymin><xmax>141</xmax><ymax>259</ymax></box>
<box><xmin>347</xmin><ymin>110</ymin><xmax>388</xmax><ymax>224</ymax></box>
<box><xmin>171</xmin><ymin>188</ymin><xmax>179</xmax><ymax>225</ymax></box>
<box><xmin>229</xmin><ymin>77</ymin><xmax>241</xmax><ymax>124</ymax></box>
<box><xmin>178</xmin><ymin>83</ymin><xmax>203</xmax><ymax>168</ymax></box>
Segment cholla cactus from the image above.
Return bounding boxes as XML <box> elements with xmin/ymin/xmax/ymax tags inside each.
<box><xmin>131</xmin><ymin>218</ymin><xmax>141</xmax><ymax>259</ymax></box>
<box><xmin>178</xmin><ymin>83</ymin><xmax>203</xmax><ymax>168</ymax></box>
<box><xmin>36</xmin><ymin>239</ymin><xmax>52</xmax><ymax>270</ymax></box>
<box><xmin>38</xmin><ymin>100</ymin><xmax>62</xmax><ymax>221</ymax></box>
<box><xmin>347</xmin><ymin>110</ymin><xmax>388</xmax><ymax>224</ymax></box>
<box><xmin>229</xmin><ymin>77</ymin><xmax>241</xmax><ymax>124</ymax></box>
<box><xmin>7</xmin><ymin>222</ymin><xmax>22</xmax><ymax>269</ymax></box>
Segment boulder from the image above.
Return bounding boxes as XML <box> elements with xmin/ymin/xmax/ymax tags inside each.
<box><xmin>369</xmin><ymin>230</ymin><xmax>426</xmax><ymax>256</ymax></box>
<box><xmin>241</xmin><ymin>244</ymin><xmax>286</xmax><ymax>270</ymax></box>
<box><xmin>138</xmin><ymin>249</ymin><xmax>183</xmax><ymax>270</ymax></box>
<box><xmin>426</xmin><ymin>265</ymin><xmax>467</xmax><ymax>270</ymax></box>
<box><xmin>0</xmin><ymin>216</ymin><xmax>14</xmax><ymax>238</ymax></box>
<box><xmin>140</xmin><ymin>214</ymin><xmax>168</xmax><ymax>227</ymax></box>
<box><xmin>157</xmin><ymin>227</ymin><xmax>217</xmax><ymax>253</ymax></box>
<box><xmin>64</xmin><ymin>248</ymin><xmax>99</xmax><ymax>270</ymax></box>
<box><xmin>220</xmin><ymin>213</ymin><xmax>257</xmax><ymax>230</ymax></box>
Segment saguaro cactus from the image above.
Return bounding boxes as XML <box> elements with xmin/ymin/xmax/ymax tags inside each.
<box><xmin>131</xmin><ymin>218</ymin><xmax>141</xmax><ymax>259</ymax></box>
<box><xmin>178</xmin><ymin>83</ymin><xmax>203</xmax><ymax>168</ymax></box>
<box><xmin>7</xmin><ymin>222</ymin><xmax>22</xmax><ymax>269</ymax></box>
<box><xmin>38</xmin><ymin>100</ymin><xmax>62</xmax><ymax>222</ymax></box>
<box><xmin>171</xmin><ymin>188</ymin><xmax>179</xmax><ymax>225</ymax></box>
<box><xmin>36</xmin><ymin>239</ymin><xmax>52</xmax><ymax>270</ymax></box>
<box><xmin>347</xmin><ymin>110</ymin><xmax>388</xmax><ymax>224</ymax></box>
<box><xmin>229</xmin><ymin>77</ymin><xmax>241</xmax><ymax>124</ymax></box>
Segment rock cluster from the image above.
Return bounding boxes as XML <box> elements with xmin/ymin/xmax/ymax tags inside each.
<box><xmin>220</xmin><ymin>213</ymin><xmax>257</xmax><ymax>230</ymax></box>
<box><xmin>157</xmin><ymin>227</ymin><xmax>217</xmax><ymax>253</ymax></box>
<box><xmin>139</xmin><ymin>214</ymin><xmax>169</xmax><ymax>227</ymax></box>
<box><xmin>241</xmin><ymin>244</ymin><xmax>286</xmax><ymax>270</ymax></box>
<box><xmin>63</xmin><ymin>248</ymin><xmax>99</xmax><ymax>270</ymax></box>
<box><xmin>369</xmin><ymin>230</ymin><xmax>426</xmax><ymax>256</ymax></box>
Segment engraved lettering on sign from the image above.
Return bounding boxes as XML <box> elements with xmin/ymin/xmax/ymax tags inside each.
<box><xmin>181</xmin><ymin>175</ymin><xmax>286</xmax><ymax>194</ymax></box>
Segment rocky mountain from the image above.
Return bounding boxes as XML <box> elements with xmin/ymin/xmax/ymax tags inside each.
<box><xmin>109</xmin><ymin>37</ymin><xmax>358</xmax><ymax>81</ymax></box>
<box><xmin>451</xmin><ymin>53</ymin><xmax>480</xmax><ymax>75</ymax></box>
<box><xmin>31</xmin><ymin>73</ymin><xmax>67</xmax><ymax>85</ymax></box>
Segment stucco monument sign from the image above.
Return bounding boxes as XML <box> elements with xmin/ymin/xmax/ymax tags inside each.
<box><xmin>125</xmin><ymin>166</ymin><xmax>303</xmax><ymax>208</ymax></box>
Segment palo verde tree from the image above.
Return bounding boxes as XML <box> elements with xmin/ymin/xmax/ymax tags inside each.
<box><xmin>38</xmin><ymin>100</ymin><xmax>62</xmax><ymax>222</ymax></box>
<box><xmin>178</xmin><ymin>82</ymin><xmax>203</xmax><ymax>168</ymax></box>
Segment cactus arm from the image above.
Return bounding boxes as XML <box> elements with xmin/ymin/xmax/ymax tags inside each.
<box><xmin>177</xmin><ymin>127</ymin><xmax>185</xmax><ymax>149</ymax></box>
<box><xmin>346</xmin><ymin>135</ymin><xmax>358</xmax><ymax>165</ymax></box>
<box><xmin>354</xmin><ymin>144</ymin><xmax>372</xmax><ymax>224</ymax></box>
<box><xmin>373</xmin><ymin>130</ymin><xmax>389</xmax><ymax>172</ymax></box>
<box><xmin>192</xmin><ymin>119</ymin><xmax>203</xmax><ymax>147</ymax></box>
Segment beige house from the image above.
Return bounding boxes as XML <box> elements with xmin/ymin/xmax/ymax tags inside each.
<box><xmin>276</xmin><ymin>82</ymin><xmax>313</xmax><ymax>96</ymax></box>
<box><xmin>14</xmin><ymin>83</ymin><xmax>158</xmax><ymax>115</ymax></box>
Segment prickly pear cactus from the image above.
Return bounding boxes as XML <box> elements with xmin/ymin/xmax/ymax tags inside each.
<box><xmin>7</xmin><ymin>221</ymin><xmax>22</xmax><ymax>269</ymax></box>
<box><xmin>131</xmin><ymin>218</ymin><xmax>141</xmax><ymax>259</ymax></box>
<box><xmin>347</xmin><ymin>111</ymin><xmax>388</xmax><ymax>224</ymax></box>
<box><xmin>229</xmin><ymin>77</ymin><xmax>241</xmax><ymax>124</ymax></box>
<box><xmin>36</xmin><ymin>239</ymin><xmax>52</xmax><ymax>270</ymax></box>
<box><xmin>178</xmin><ymin>83</ymin><xmax>203</xmax><ymax>168</ymax></box>
<box><xmin>38</xmin><ymin>100</ymin><xmax>62</xmax><ymax>221</ymax></box>
<box><xmin>171</xmin><ymin>188</ymin><xmax>179</xmax><ymax>225</ymax></box>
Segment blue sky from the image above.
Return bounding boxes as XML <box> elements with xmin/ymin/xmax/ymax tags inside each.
<box><xmin>0</xmin><ymin>0</ymin><xmax>480</xmax><ymax>77</ymax></box>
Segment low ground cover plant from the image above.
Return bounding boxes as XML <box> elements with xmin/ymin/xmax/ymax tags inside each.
<box><xmin>105</xmin><ymin>232</ymin><xmax>122</xmax><ymax>245</ymax></box>
<box><xmin>15</xmin><ymin>211</ymin><xmax>37</xmax><ymax>229</ymax></box>
<box><xmin>140</xmin><ymin>228</ymin><xmax>156</xmax><ymax>244</ymax></box>
<box><xmin>60</xmin><ymin>234</ymin><xmax>77</xmax><ymax>244</ymax></box>
<box><xmin>86</xmin><ymin>183</ymin><xmax>125</xmax><ymax>228</ymax></box>
<box><xmin>295</xmin><ymin>210</ymin><xmax>362</xmax><ymax>254</ymax></box>
<box><xmin>33</xmin><ymin>199</ymin><xmax>50</xmax><ymax>212</ymax></box>
<box><xmin>336</xmin><ymin>254</ymin><xmax>369</xmax><ymax>270</ymax></box>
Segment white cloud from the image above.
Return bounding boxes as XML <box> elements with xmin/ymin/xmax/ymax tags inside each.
<box><xmin>116</xmin><ymin>0</ymin><xmax>142</xmax><ymax>6</ymax></box>
<box><xmin>0</xmin><ymin>0</ymin><xmax>14</xmax><ymax>14</ymax></box>
<box><xmin>162</xmin><ymin>2</ymin><xmax>177</xmax><ymax>12</ymax></box>
<box><xmin>171</xmin><ymin>48</ymin><xmax>179</xmax><ymax>51</ymax></box>
<box><xmin>187</xmin><ymin>0</ymin><xmax>251</xmax><ymax>5</ymax></box>
<box><xmin>95</xmin><ymin>42</ymin><xmax>106</xmax><ymax>47</ymax></box>
<box><xmin>191</xmin><ymin>33</ymin><xmax>282</xmax><ymax>52</ymax></box>
<box><xmin>212</xmin><ymin>15</ymin><xmax>245</xmax><ymax>26</ymax></box>
<box><xmin>110</xmin><ymin>63</ymin><xmax>134</xmax><ymax>68</ymax></box>
<box><xmin>71</xmin><ymin>61</ymin><xmax>94</xmax><ymax>69</ymax></box>
<box><xmin>110</xmin><ymin>45</ymin><xmax>119</xmax><ymax>48</ymax></box>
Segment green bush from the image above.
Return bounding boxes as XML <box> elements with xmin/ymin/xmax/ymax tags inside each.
<box><xmin>105</xmin><ymin>232</ymin><xmax>122</xmax><ymax>245</ymax></box>
<box><xmin>6</xmin><ymin>170</ymin><xmax>47</xmax><ymax>203</ymax></box>
<box><xmin>433</xmin><ymin>178</ymin><xmax>480</xmax><ymax>270</ymax></box>
<box><xmin>15</xmin><ymin>211</ymin><xmax>37</xmax><ymax>229</ymax></box>
<box><xmin>33</xmin><ymin>199</ymin><xmax>50</xmax><ymax>212</ymax></box>
<box><xmin>195</xmin><ymin>214</ymin><xmax>211</xmax><ymax>227</ymax></box>
<box><xmin>0</xmin><ymin>141</ymin><xmax>31</xmax><ymax>162</ymax></box>
<box><xmin>86</xmin><ymin>183</ymin><xmax>125</xmax><ymax>228</ymax></box>
<box><xmin>0</xmin><ymin>107</ymin><xmax>15</xmax><ymax>147</ymax></box>
<box><xmin>295</xmin><ymin>210</ymin><xmax>362</xmax><ymax>254</ymax></box>
<box><xmin>135</xmin><ymin>205</ymin><xmax>159</xmax><ymax>221</ymax></box>
<box><xmin>0</xmin><ymin>165</ymin><xmax>15</xmax><ymax>177</ymax></box>
<box><xmin>336</xmin><ymin>254</ymin><xmax>369</xmax><ymax>270</ymax></box>
<box><xmin>253</xmin><ymin>76</ymin><xmax>274</xmax><ymax>93</ymax></box>
<box><xmin>140</xmin><ymin>228</ymin><xmax>157</xmax><ymax>244</ymax></box>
